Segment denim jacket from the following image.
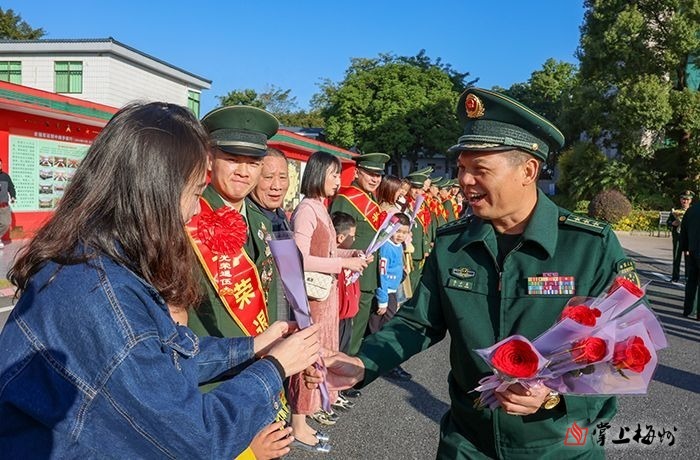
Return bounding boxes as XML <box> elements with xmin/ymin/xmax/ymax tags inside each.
<box><xmin>0</xmin><ymin>252</ymin><xmax>283</xmax><ymax>459</ymax></box>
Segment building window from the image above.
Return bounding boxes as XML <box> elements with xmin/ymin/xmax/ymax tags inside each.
<box><xmin>187</xmin><ymin>90</ymin><xmax>201</xmax><ymax>117</ymax></box>
<box><xmin>0</xmin><ymin>61</ymin><xmax>21</xmax><ymax>84</ymax></box>
<box><xmin>54</xmin><ymin>61</ymin><xmax>83</xmax><ymax>93</ymax></box>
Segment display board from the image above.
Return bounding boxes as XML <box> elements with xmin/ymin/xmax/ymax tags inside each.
<box><xmin>9</xmin><ymin>134</ymin><xmax>90</xmax><ymax>211</ymax></box>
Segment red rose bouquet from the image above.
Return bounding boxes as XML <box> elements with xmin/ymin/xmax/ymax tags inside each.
<box><xmin>472</xmin><ymin>277</ymin><xmax>667</xmax><ymax>410</ymax></box>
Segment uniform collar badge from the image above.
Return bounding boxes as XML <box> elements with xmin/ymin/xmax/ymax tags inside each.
<box><xmin>450</xmin><ymin>267</ymin><xmax>476</xmax><ymax>279</ymax></box>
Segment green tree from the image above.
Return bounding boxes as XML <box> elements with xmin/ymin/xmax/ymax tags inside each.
<box><xmin>316</xmin><ymin>51</ymin><xmax>472</xmax><ymax>170</ymax></box>
<box><xmin>575</xmin><ymin>0</ymin><xmax>700</xmax><ymax>195</ymax></box>
<box><xmin>0</xmin><ymin>8</ymin><xmax>44</xmax><ymax>39</ymax></box>
<box><xmin>217</xmin><ymin>85</ymin><xmax>323</xmax><ymax>128</ymax></box>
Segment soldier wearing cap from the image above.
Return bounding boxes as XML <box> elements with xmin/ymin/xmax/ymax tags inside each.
<box><xmin>667</xmin><ymin>190</ymin><xmax>694</xmax><ymax>282</ymax></box>
<box><xmin>680</xmin><ymin>196</ymin><xmax>700</xmax><ymax>319</ymax></box>
<box><xmin>188</xmin><ymin>105</ymin><xmax>282</xmax><ymax>340</ymax></box>
<box><xmin>405</xmin><ymin>170</ymin><xmax>432</xmax><ymax>292</ymax></box>
<box><xmin>438</xmin><ymin>179</ymin><xmax>457</xmax><ymax>223</ymax></box>
<box><xmin>330</xmin><ymin>152</ymin><xmax>389</xmax><ymax>355</ymax></box>
<box><xmin>314</xmin><ymin>88</ymin><xmax>640</xmax><ymax>458</ymax></box>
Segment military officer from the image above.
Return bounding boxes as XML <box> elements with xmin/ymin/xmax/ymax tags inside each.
<box><xmin>310</xmin><ymin>88</ymin><xmax>639</xmax><ymax>458</ymax></box>
<box><xmin>405</xmin><ymin>170</ymin><xmax>432</xmax><ymax>292</ymax></box>
<box><xmin>667</xmin><ymin>190</ymin><xmax>694</xmax><ymax>282</ymax></box>
<box><xmin>436</xmin><ymin>178</ymin><xmax>456</xmax><ymax>223</ymax></box>
<box><xmin>680</xmin><ymin>199</ymin><xmax>700</xmax><ymax>319</ymax></box>
<box><xmin>330</xmin><ymin>152</ymin><xmax>390</xmax><ymax>355</ymax></box>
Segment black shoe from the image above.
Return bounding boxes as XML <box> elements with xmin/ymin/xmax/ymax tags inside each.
<box><xmin>341</xmin><ymin>389</ymin><xmax>362</xmax><ymax>398</ymax></box>
<box><xmin>387</xmin><ymin>367</ymin><xmax>412</xmax><ymax>381</ymax></box>
<box><xmin>671</xmin><ymin>277</ymin><xmax>679</xmax><ymax>282</ymax></box>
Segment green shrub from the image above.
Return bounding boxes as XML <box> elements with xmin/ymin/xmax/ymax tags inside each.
<box><xmin>588</xmin><ymin>190</ymin><xmax>632</xmax><ymax>224</ymax></box>
<box><xmin>613</xmin><ymin>210</ymin><xmax>659</xmax><ymax>232</ymax></box>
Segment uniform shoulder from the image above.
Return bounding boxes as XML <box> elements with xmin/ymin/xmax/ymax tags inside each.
<box><xmin>557</xmin><ymin>210</ymin><xmax>610</xmax><ymax>235</ymax></box>
<box><xmin>437</xmin><ymin>215</ymin><xmax>472</xmax><ymax>235</ymax></box>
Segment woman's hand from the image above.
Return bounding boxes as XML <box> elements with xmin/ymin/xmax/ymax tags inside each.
<box><xmin>266</xmin><ymin>324</ymin><xmax>321</xmax><ymax>378</ymax></box>
<box><xmin>249</xmin><ymin>422</ymin><xmax>293</xmax><ymax>459</ymax></box>
<box><xmin>253</xmin><ymin>321</ymin><xmax>298</xmax><ymax>357</ymax></box>
<box><xmin>342</xmin><ymin>256</ymin><xmax>368</xmax><ymax>272</ymax></box>
<box><xmin>304</xmin><ymin>352</ymin><xmax>365</xmax><ymax>390</ymax></box>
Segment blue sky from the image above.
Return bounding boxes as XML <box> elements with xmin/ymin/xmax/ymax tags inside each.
<box><xmin>4</xmin><ymin>0</ymin><xmax>585</xmax><ymax>114</ymax></box>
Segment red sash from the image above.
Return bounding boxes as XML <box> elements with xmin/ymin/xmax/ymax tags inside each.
<box><xmin>337</xmin><ymin>185</ymin><xmax>381</xmax><ymax>231</ymax></box>
<box><xmin>187</xmin><ymin>198</ymin><xmax>269</xmax><ymax>336</ymax></box>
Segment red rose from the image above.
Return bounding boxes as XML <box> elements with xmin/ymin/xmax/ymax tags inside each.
<box><xmin>571</xmin><ymin>337</ymin><xmax>608</xmax><ymax>364</ymax></box>
<box><xmin>197</xmin><ymin>207</ymin><xmax>248</xmax><ymax>254</ymax></box>
<box><xmin>612</xmin><ymin>336</ymin><xmax>651</xmax><ymax>373</ymax></box>
<box><xmin>491</xmin><ymin>339</ymin><xmax>539</xmax><ymax>379</ymax></box>
<box><xmin>560</xmin><ymin>305</ymin><xmax>602</xmax><ymax>326</ymax></box>
<box><xmin>607</xmin><ymin>276</ymin><xmax>644</xmax><ymax>298</ymax></box>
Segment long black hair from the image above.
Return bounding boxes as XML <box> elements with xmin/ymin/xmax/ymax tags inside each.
<box><xmin>10</xmin><ymin>102</ymin><xmax>209</xmax><ymax>309</ymax></box>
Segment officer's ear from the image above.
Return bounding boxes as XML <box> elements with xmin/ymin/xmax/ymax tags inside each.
<box><xmin>521</xmin><ymin>157</ymin><xmax>540</xmax><ymax>186</ymax></box>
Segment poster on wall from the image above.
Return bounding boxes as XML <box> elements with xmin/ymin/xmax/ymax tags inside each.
<box><xmin>283</xmin><ymin>159</ymin><xmax>304</xmax><ymax>214</ymax></box>
<box><xmin>9</xmin><ymin>134</ymin><xmax>90</xmax><ymax>212</ymax></box>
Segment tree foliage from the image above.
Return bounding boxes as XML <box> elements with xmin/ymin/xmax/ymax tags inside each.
<box><xmin>315</xmin><ymin>51</ymin><xmax>473</xmax><ymax>169</ymax></box>
<box><xmin>0</xmin><ymin>8</ymin><xmax>44</xmax><ymax>39</ymax></box>
<box><xmin>217</xmin><ymin>85</ymin><xmax>324</xmax><ymax>128</ymax></box>
<box><xmin>575</xmin><ymin>0</ymin><xmax>700</xmax><ymax>192</ymax></box>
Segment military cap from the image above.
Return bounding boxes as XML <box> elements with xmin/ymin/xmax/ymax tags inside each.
<box><xmin>448</xmin><ymin>87</ymin><xmax>565</xmax><ymax>162</ymax></box>
<box><xmin>355</xmin><ymin>152</ymin><xmax>390</xmax><ymax>174</ymax></box>
<box><xmin>437</xmin><ymin>178</ymin><xmax>453</xmax><ymax>189</ymax></box>
<box><xmin>680</xmin><ymin>190</ymin><xmax>695</xmax><ymax>198</ymax></box>
<box><xmin>429</xmin><ymin>176</ymin><xmax>443</xmax><ymax>186</ymax></box>
<box><xmin>414</xmin><ymin>166</ymin><xmax>434</xmax><ymax>176</ymax></box>
<box><xmin>201</xmin><ymin>105</ymin><xmax>279</xmax><ymax>157</ymax></box>
<box><xmin>406</xmin><ymin>172</ymin><xmax>429</xmax><ymax>188</ymax></box>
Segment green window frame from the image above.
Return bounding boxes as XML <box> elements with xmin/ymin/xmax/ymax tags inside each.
<box><xmin>187</xmin><ymin>90</ymin><xmax>201</xmax><ymax>117</ymax></box>
<box><xmin>0</xmin><ymin>61</ymin><xmax>21</xmax><ymax>84</ymax></box>
<box><xmin>54</xmin><ymin>61</ymin><xmax>83</xmax><ymax>93</ymax></box>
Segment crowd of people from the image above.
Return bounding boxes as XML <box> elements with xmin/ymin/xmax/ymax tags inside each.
<box><xmin>0</xmin><ymin>87</ymin><xmax>650</xmax><ymax>459</ymax></box>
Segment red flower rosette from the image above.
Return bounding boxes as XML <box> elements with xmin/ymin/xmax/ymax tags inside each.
<box><xmin>560</xmin><ymin>304</ymin><xmax>601</xmax><ymax>327</ymax></box>
<box><xmin>612</xmin><ymin>335</ymin><xmax>651</xmax><ymax>373</ymax></box>
<box><xmin>197</xmin><ymin>207</ymin><xmax>248</xmax><ymax>254</ymax></box>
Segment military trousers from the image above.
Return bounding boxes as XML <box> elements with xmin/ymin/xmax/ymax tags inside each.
<box><xmin>671</xmin><ymin>232</ymin><xmax>685</xmax><ymax>280</ymax></box>
<box><xmin>683</xmin><ymin>252</ymin><xmax>699</xmax><ymax>318</ymax></box>
<box><xmin>348</xmin><ymin>290</ymin><xmax>375</xmax><ymax>355</ymax></box>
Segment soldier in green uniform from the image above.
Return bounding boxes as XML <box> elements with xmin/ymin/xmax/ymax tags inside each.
<box><xmin>309</xmin><ymin>88</ymin><xmax>639</xmax><ymax>459</ymax></box>
<box><xmin>437</xmin><ymin>178</ymin><xmax>457</xmax><ymax>223</ymax></box>
<box><xmin>667</xmin><ymin>190</ymin><xmax>693</xmax><ymax>282</ymax></box>
<box><xmin>188</xmin><ymin>105</ymin><xmax>281</xmax><ymax>339</ymax></box>
<box><xmin>330</xmin><ymin>153</ymin><xmax>390</xmax><ymax>355</ymax></box>
<box><xmin>405</xmin><ymin>171</ymin><xmax>431</xmax><ymax>293</ymax></box>
<box><xmin>680</xmin><ymin>199</ymin><xmax>700</xmax><ymax>319</ymax></box>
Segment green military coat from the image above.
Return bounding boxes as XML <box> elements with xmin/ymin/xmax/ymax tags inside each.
<box><xmin>358</xmin><ymin>191</ymin><xmax>637</xmax><ymax>459</ymax></box>
<box><xmin>443</xmin><ymin>199</ymin><xmax>456</xmax><ymax>222</ymax></box>
<box><xmin>188</xmin><ymin>187</ymin><xmax>277</xmax><ymax>340</ymax></box>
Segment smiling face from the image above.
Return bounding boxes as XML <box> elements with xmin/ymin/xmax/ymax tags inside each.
<box><xmin>208</xmin><ymin>149</ymin><xmax>263</xmax><ymax>209</ymax></box>
<box><xmin>355</xmin><ymin>167</ymin><xmax>382</xmax><ymax>193</ymax></box>
<box><xmin>457</xmin><ymin>150</ymin><xmax>539</xmax><ymax>233</ymax></box>
<box><xmin>251</xmin><ymin>154</ymin><xmax>289</xmax><ymax>210</ymax></box>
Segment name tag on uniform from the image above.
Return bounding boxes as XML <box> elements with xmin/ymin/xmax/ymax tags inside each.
<box><xmin>447</xmin><ymin>278</ymin><xmax>474</xmax><ymax>291</ymax></box>
<box><xmin>527</xmin><ymin>272</ymin><xmax>575</xmax><ymax>295</ymax></box>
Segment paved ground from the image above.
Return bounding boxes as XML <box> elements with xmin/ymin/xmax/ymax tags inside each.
<box><xmin>1</xmin><ymin>233</ymin><xmax>697</xmax><ymax>459</ymax></box>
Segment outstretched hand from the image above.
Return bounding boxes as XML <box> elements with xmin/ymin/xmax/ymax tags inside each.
<box><xmin>304</xmin><ymin>352</ymin><xmax>365</xmax><ymax>390</ymax></box>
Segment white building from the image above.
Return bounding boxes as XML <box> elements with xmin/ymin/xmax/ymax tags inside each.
<box><xmin>0</xmin><ymin>37</ymin><xmax>211</xmax><ymax>116</ymax></box>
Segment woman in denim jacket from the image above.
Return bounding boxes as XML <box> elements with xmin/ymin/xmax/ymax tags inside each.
<box><xmin>0</xmin><ymin>102</ymin><xmax>321</xmax><ymax>459</ymax></box>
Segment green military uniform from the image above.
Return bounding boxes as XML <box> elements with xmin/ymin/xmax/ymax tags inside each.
<box><xmin>406</xmin><ymin>171</ymin><xmax>431</xmax><ymax>292</ymax></box>
<box><xmin>356</xmin><ymin>88</ymin><xmax>638</xmax><ymax>458</ymax></box>
<box><xmin>667</xmin><ymin>191</ymin><xmax>694</xmax><ymax>281</ymax></box>
<box><xmin>188</xmin><ymin>187</ymin><xmax>278</xmax><ymax>340</ymax></box>
<box><xmin>330</xmin><ymin>152</ymin><xmax>390</xmax><ymax>355</ymax></box>
<box><xmin>442</xmin><ymin>179</ymin><xmax>457</xmax><ymax>223</ymax></box>
<box><xmin>680</xmin><ymin>201</ymin><xmax>700</xmax><ymax>318</ymax></box>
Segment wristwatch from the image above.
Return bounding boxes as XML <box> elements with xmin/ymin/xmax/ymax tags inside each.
<box><xmin>542</xmin><ymin>391</ymin><xmax>561</xmax><ymax>410</ymax></box>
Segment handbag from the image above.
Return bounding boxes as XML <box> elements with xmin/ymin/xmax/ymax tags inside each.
<box><xmin>304</xmin><ymin>271</ymin><xmax>333</xmax><ymax>301</ymax></box>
